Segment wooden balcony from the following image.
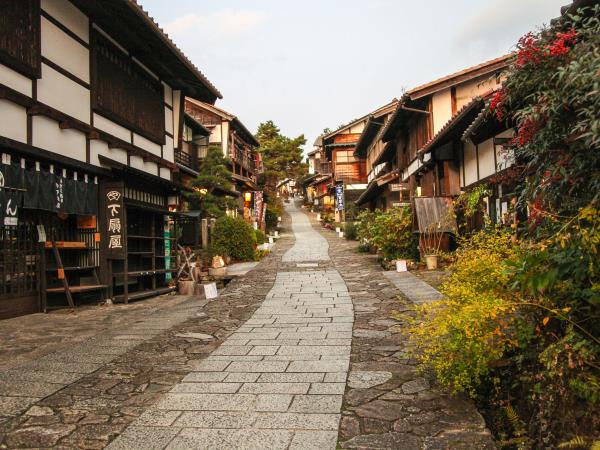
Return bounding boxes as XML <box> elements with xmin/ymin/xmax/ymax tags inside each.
<box><xmin>175</xmin><ymin>148</ymin><xmax>198</xmax><ymax>172</ymax></box>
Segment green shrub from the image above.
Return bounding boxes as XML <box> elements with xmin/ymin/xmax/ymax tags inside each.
<box><xmin>408</xmin><ymin>228</ymin><xmax>530</xmax><ymax>396</ymax></box>
<box><xmin>344</xmin><ymin>222</ymin><xmax>358</xmax><ymax>240</ymax></box>
<box><xmin>265</xmin><ymin>207</ymin><xmax>279</xmax><ymax>231</ymax></box>
<box><xmin>254</xmin><ymin>229</ymin><xmax>265</xmax><ymax>245</ymax></box>
<box><xmin>355</xmin><ymin>207</ymin><xmax>417</xmax><ymax>260</ymax></box>
<box><xmin>211</xmin><ymin>216</ymin><xmax>255</xmax><ymax>261</ymax></box>
<box><xmin>321</xmin><ymin>213</ymin><xmax>334</xmax><ymax>224</ymax></box>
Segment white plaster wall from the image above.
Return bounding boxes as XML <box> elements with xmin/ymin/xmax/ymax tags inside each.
<box><xmin>463</xmin><ymin>140</ymin><xmax>478</xmax><ymax>187</ymax></box>
<box><xmin>352</xmin><ymin>123</ymin><xmax>365</xmax><ymax>134</ymax></box>
<box><xmin>478</xmin><ymin>138</ymin><xmax>496</xmax><ymax>179</ymax></box>
<box><xmin>163</xmin><ymin>83</ymin><xmax>173</xmax><ymax>107</ymax></box>
<box><xmin>90</xmin><ymin>139</ymin><xmax>127</xmax><ymax>166</ymax></box>
<box><xmin>133</xmin><ymin>133</ymin><xmax>161</xmax><ymax>157</ymax></box>
<box><xmin>496</xmin><ymin>129</ymin><xmax>515</xmax><ymax>171</ymax></box>
<box><xmin>432</xmin><ymin>88</ymin><xmax>453</xmax><ymax>134</ymax></box>
<box><xmin>0</xmin><ymin>64</ymin><xmax>33</xmax><ymax>97</ymax></box>
<box><xmin>221</xmin><ymin>121</ymin><xmax>230</xmax><ymax>156</ymax></box>
<box><xmin>0</xmin><ymin>100</ymin><xmax>27</xmax><ymax>143</ymax></box>
<box><xmin>32</xmin><ymin>115</ymin><xmax>87</xmax><ymax>161</ymax></box>
<box><xmin>41</xmin><ymin>0</ymin><xmax>89</xmax><ymax>43</ymax></box>
<box><xmin>41</xmin><ymin>17</ymin><xmax>90</xmax><ymax>82</ymax></box>
<box><xmin>456</xmin><ymin>76</ymin><xmax>500</xmax><ymax>109</ymax></box>
<box><xmin>209</xmin><ymin>124</ymin><xmax>222</xmax><ymax>144</ymax></box>
<box><xmin>37</xmin><ymin>63</ymin><xmax>90</xmax><ymax>123</ymax></box>
<box><xmin>165</xmin><ymin>106</ymin><xmax>173</xmax><ymax>135</ymax></box>
<box><xmin>163</xmin><ymin>135</ymin><xmax>174</xmax><ymax>163</ymax></box>
<box><xmin>159</xmin><ymin>167</ymin><xmax>171</xmax><ymax>180</ymax></box>
<box><xmin>93</xmin><ymin>113</ymin><xmax>131</xmax><ymax>142</ymax></box>
<box><xmin>143</xmin><ymin>161</ymin><xmax>158</xmax><ymax>176</ymax></box>
<box><xmin>129</xmin><ymin>155</ymin><xmax>144</xmax><ymax>171</ymax></box>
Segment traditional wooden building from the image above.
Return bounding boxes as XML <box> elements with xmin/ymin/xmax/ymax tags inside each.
<box><xmin>0</xmin><ymin>0</ymin><xmax>221</xmax><ymax>318</ymax></box>
<box><xmin>377</xmin><ymin>56</ymin><xmax>511</xmax><ymax>246</ymax></box>
<box><xmin>321</xmin><ymin>118</ymin><xmax>370</xmax><ymax>220</ymax></box>
<box><xmin>353</xmin><ymin>99</ymin><xmax>401</xmax><ymax>210</ymax></box>
<box><xmin>184</xmin><ymin>98</ymin><xmax>261</xmax><ymax>194</ymax></box>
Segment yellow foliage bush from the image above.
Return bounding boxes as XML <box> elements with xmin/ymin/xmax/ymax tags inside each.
<box><xmin>408</xmin><ymin>228</ymin><xmax>532</xmax><ymax>396</ymax></box>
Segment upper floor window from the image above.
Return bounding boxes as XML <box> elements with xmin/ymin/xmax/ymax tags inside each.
<box><xmin>336</xmin><ymin>150</ymin><xmax>357</xmax><ymax>163</ymax></box>
<box><xmin>91</xmin><ymin>31</ymin><xmax>164</xmax><ymax>144</ymax></box>
<box><xmin>0</xmin><ymin>0</ymin><xmax>41</xmax><ymax>79</ymax></box>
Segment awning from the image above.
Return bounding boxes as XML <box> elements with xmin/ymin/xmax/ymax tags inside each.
<box><xmin>231</xmin><ymin>173</ymin><xmax>257</xmax><ymax>191</ymax></box>
<box><xmin>98</xmin><ymin>155</ymin><xmax>180</xmax><ymax>192</ymax></box>
<box><xmin>381</xmin><ymin>99</ymin><xmax>431</xmax><ymax>143</ymax></box>
<box><xmin>354</xmin><ymin>116</ymin><xmax>383</xmax><ymax>158</ymax></box>
<box><xmin>373</xmin><ymin>141</ymin><xmax>396</xmax><ymax>167</ymax></box>
<box><xmin>355</xmin><ymin>180</ymin><xmax>382</xmax><ymax>205</ymax></box>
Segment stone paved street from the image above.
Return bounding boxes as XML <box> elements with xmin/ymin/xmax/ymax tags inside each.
<box><xmin>309</xmin><ymin>211</ymin><xmax>495</xmax><ymax>450</ymax></box>
<box><xmin>0</xmin><ymin>203</ymin><xmax>494</xmax><ymax>449</ymax></box>
<box><xmin>108</xmin><ymin>204</ymin><xmax>352</xmax><ymax>449</ymax></box>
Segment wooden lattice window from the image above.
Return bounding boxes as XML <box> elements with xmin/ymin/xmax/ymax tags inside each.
<box><xmin>0</xmin><ymin>0</ymin><xmax>41</xmax><ymax>78</ymax></box>
<box><xmin>91</xmin><ymin>31</ymin><xmax>165</xmax><ymax>144</ymax></box>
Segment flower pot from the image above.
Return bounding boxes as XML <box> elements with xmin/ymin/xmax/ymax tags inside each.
<box><xmin>424</xmin><ymin>254</ymin><xmax>438</xmax><ymax>270</ymax></box>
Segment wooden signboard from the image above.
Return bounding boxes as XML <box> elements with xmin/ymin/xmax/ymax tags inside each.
<box><xmin>103</xmin><ymin>182</ymin><xmax>125</xmax><ymax>259</ymax></box>
<box><xmin>390</xmin><ymin>183</ymin><xmax>409</xmax><ymax>192</ymax></box>
<box><xmin>77</xmin><ymin>215</ymin><xmax>97</xmax><ymax>229</ymax></box>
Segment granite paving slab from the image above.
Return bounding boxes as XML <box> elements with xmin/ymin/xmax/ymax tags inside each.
<box><xmin>108</xmin><ymin>202</ymin><xmax>351</xmax><ymax>449</ymax></box>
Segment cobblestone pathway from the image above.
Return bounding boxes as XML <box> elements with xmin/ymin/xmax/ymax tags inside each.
<box><xmin>308</xmin><ymin>213</ymin><xmax>496</xmax><ymax>450</ymax></box>
<box><xmin>282</xmin><ymin>204</ymin><xmax>329</xmax><ymax>262</ymax></box>
<box><xmin>107</xmin><ymin>203</ymin><xmax>353</xmax><ymax>449</ymax></box>
<box><xmin>0</xmin><ymin>221</ymin><xmax>294</xmax><ymax>449</ymax></box>
<box><xmin>382</xmin><ymin>272</ymin><xmax>444</xmax><ymax>305</ymax></box>
<box><xmin>0</xmin><ymin>203</ymin><xmax>495</xmax><ymax>449</ymax></box>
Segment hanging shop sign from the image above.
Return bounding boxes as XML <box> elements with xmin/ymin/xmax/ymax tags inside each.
<box><xmin>254</xmin><ymin>191</ymin><xmax>264</xmax><ymax>226</ymax></box>
<box><xmin>23</xmin><ymin>169</ymin><xmax>97</xmax><ymax>215</ymax></box>
<box><xmin>335</xmin><ymin>184</ymin><xmax>344</xmax><ymax>211</ymax></box>
<box><xmin>104</xmin><ymin>182</ymin><xmax>125</xmax><ymax>259</ymax></box>
<box><xmin>390</xmin><ymin>183</ymin><xmax>409</xmax><ymax>192</ymax></box>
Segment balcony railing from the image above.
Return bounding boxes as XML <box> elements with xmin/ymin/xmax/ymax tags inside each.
<box><xmin>175</xmin><ymin>148</ymin><xmax>198</xmax><ymax>171</ymax></box>
<box><xmin>316</xmin><ymin>162</ymin><xmax>333</xmax><ymax>174</ymax></box>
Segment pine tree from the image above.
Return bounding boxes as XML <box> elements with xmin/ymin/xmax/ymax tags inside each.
<box><xmin>186</xmin><ymin>146</ymin><xmax>238</xmax><ymax>218</ymax></box>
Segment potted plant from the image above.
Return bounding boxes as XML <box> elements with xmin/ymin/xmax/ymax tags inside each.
<box><xmin>419</xmin><ymin>222</ymin><xmax>444</xmax><ymax>270</ymax></box>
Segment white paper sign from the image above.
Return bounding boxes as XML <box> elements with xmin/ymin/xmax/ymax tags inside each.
<box><xmin>36</xmin><ymin>224</ymin><xmax>46</xmax><ymax>243</ymax></box>
<box><xmin>335</xmin><ymin>227</ymin><xmax>341</xmax><ymax>233</ymax></box>
<box><xmin>396</xmin><ymin>260</ymin><xmax>408</xmax><ymax>272</ymax></box>
<box><xmin>203</xmin><ymin>282</ymin><xmax>218</xmax><ymax>300</ymax></box>
<box><xmin>268</xmin><ymin>236</ymin><xmax>274</xmax><ymax>244</ymax></box>
<box><xmin>339</xmin><ymin>231</ymin><xmax>344</xmax><ymax>238</ymax></box>
<box><xmin>274</xmin><ymin>231</ymin><xmax>279</xmax><ymax>237</ymax></box>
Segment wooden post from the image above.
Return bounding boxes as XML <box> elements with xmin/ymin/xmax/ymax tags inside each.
<box><xmin>201</xmin><ymin>218</ymin><xmax>208</xmax><ymax>249</ymax></box>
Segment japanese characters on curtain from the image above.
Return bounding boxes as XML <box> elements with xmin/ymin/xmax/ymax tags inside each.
<box><xmin>22</xmin><ymin>169</ymin><xmax>97</xmax><ymax>215</ymax></box>
<box><xmin>0</xmin><ymin>163</ymin><xmax>23</xmax><ymax>226</ymax></box>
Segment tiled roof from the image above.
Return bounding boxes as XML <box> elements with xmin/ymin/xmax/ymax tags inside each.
<box><xmin>417</xmin><ymin>93</ymin><xmax>491</xmax><ymax>156</ymax></box>
<box><xmin>407</xmin><ymin>54</ymin><xmax>512</xmax><ymax>99</ymax></box>
<box><xmin>129</xmin><ymin>1</ymin><xmax>222</xmax><ymax>99</ymax></box>
<box><xmin>130</xmin><ymin>0</ymin><xmax>223</xmax><ymax>98</ymax></box>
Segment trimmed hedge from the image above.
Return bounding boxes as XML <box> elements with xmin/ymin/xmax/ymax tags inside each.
<box><xmin>211</xmin><ymin>216</ymin><xmax>255</xmax><ymax>261</ymax></box>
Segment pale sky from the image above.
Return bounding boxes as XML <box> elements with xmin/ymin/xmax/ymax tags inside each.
<box><xmin>141</xmin><ymin>0</ymin><xmax>565</xmax><ymax>152</ymax></box>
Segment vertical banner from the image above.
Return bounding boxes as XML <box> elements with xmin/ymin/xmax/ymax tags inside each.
<box><xmin>335</xmin><ymin>184</ymin><xmax>344</xmax><ymax>211</ymax></box>
<box><xmin>103</xmin><ymin>182</ymin><xmax>125</xmax><ymax>259</ymax></box>
<box><xmin>254</xmin><ymin>191</ymin><xmax>263</xmax><ymax>229</ymax></box>
<box><xmin>165</xmin><ymin>219</ymin><xmax>172</xmax><ymax>281</ymax></box>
